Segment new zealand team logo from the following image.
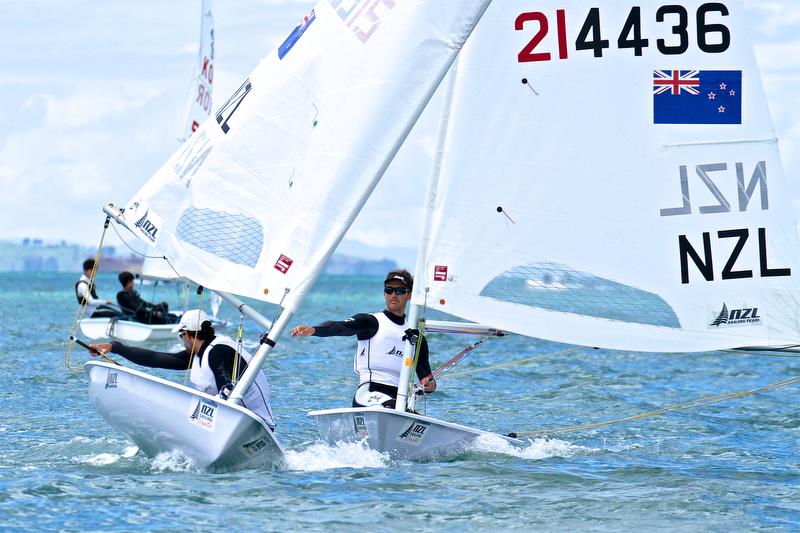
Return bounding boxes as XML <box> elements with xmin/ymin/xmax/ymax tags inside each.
<box><xmin>189</xmin><ymin>398</ymin><xmax>218</xmax><ymax>431</ymax></box>
<box><xmin>397</xmin><ymin>421</ymin><xmax>430</xmax><ymax>445</ymax></box>
<box><xmin>709</xmin><ymin>303</ymin><xmax>761</xmax><ymax>328</ymax></box>
<box><xmin>353</xmin><ymin>415</ymin><xmax>368</xmax><ymax>438</ymax></box>
<box><xmin>133</xmin><ymin>208</ymin><xmax>161</xmax><ymax>243</ymax></box>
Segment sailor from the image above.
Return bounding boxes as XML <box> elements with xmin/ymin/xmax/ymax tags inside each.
<box><xmin>88</xmin><ymin>309</ymin><xmax>276</xmax><ymax>429</ymax></box>
<box><xmin>290</xmin><ymin>268</ymin><xmax>436</xmax><ymax>409</ymax></box>
<box><xmin>116</xmin><ymin>271</ymin><xmax>172</xmax><ymax>324</ymax></box>
<box><xmin>75</xmin><ymin>258</ymin><xmax>117</xmax><ymax>318</ymax></box>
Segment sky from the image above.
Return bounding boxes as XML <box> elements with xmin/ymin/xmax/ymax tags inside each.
<box><xmin>0</xmin><ymin>0</ymin><xmax>798</xmax><ymax>265</ymax></box>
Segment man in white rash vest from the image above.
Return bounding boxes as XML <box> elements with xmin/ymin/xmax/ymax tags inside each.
<box><xmin>75</xmin><ymin>258</ymin><xmax>117</xmax><ymax>318</ymax></box>
<box><xmin>290</xmin><ymin>268</ymin><xmax>436</xmax><ymax>409</ymax></box>
<box><xmin>87</xmin><ymin>309</ymin><xmax>275</xmax><ymax>429</ymax></box>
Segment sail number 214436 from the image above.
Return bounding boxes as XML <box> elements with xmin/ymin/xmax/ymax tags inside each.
<box><xmin>516</xmin><ymin>3</ymin><xmax>731</xmax><ymax>62</ymax></box>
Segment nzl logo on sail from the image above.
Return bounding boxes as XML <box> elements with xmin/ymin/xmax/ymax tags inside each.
<box><xmin>708</xmin><ymin>303</ymin><xmax>761</xmax><ymax>328</ymax></box>
<box><xmin>133</xmin><ymin>209</ymin><xmax>160</xmax><ymax>243</ymax></box>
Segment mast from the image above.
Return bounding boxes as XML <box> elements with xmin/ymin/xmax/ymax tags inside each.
<box><xmin>396</xmin><ymin>65</ymin><xmax>459</xmax><ymax>412</ymax></box>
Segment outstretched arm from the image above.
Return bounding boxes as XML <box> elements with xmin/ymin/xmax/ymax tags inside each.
<box><xmin>88</xmin><ymin>341</ymin><xmax>189</xmax><ymax>370</ymax></box>
<box><xmin>291</xmin><ymin>314</ymin><xmax>379</xmax><ymax>339</ymax></box>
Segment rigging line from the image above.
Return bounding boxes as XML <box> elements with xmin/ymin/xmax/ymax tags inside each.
<box><xmin>439</xmin><ymin>347</ymin><xmax>581</xmax><ymax>380</ymax></box>
<box><xmin>66</xmin><ymin>216</ymin><xmax>111</xmax><ymax>372</ymax></box>
<box><xmin>416</xmin><ymin>336</ymin><xmax>491</xmax><ymax>387</ymax></box>
<box><xmin>109</xmin><ymin>220</ymin><xmax>185</xmax><ymax>280</ymax></box>
<box><xmin>522</xmin><ymin>375</ymin><xmax>800</xmax><ymax>438</ymax></box>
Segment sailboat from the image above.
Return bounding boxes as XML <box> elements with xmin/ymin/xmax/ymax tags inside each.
<box><xmin>79</xmin><ymin>0</ymin><xmax>216</xmax><ymax>344</ymax></box>
<box><xmin>309</xmin><ymin>0</ymin><xmax>800</xmax><ymax>459</ymax></box>
<box><xmin>83</xmin><ymin>1</ymin><xmax>495</xmax><ymax>470</ymax></box>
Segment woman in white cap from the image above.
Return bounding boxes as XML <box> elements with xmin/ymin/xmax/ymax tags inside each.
<box><xmin>290</xmin><ymin>268</ymin><xmax>436</xmax><ymax>409</ymax></box>
<box><xmin>88</xmin><ymin>309</ymin><xmax>275</xmax><ymax>429</ymax></box>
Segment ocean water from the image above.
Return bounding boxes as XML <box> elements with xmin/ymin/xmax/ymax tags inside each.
<box><xmin>1</xmin><ymin>272</ymin><xmax>798</xmax><ymax>531</ymax></box>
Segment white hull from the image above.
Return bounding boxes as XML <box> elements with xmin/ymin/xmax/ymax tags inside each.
<box><xmin>85</xmin><ymin>361</ymin><xmax>285</xmax><ymax>471</ymax></box>
<box><xmin>308</xmin><ymin>407</ymin><xmax>522</xmax><ymax>461</ymax></box>
<box><xmin>78</xmin><ymin>317</ymin><xmax>225</xmax><ymax>343</ymax></box>
<box><xmin>79</xmin><ymin>318</ymin><xmax>177</xmax><ymax>342</ymax></box>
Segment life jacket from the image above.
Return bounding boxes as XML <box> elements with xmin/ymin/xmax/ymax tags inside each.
<box><xmin>75</xmin><ymin>278</ymin><xmax>98</xmax><ymax>305</ymax></box>
<box><xmin>353</xmin><ymin>312</ymin><xmax>407</xmax><ymax>387</ymax></box>
<box><xmin>189</xmin><ymin>336</ymin><xmax>275</xmax><ymax>428</ymax></box>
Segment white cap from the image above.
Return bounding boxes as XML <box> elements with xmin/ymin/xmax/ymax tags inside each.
<box><xmin>172</xmin><ymin>309</ymin><xmax>212</xmax><ymax>333</ymax></box>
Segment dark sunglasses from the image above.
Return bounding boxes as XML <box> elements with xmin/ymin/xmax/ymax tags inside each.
<box><xmin>384</xmin><ymin>286</ymin><xmax>410</xmax><ymax>295</ymax></box>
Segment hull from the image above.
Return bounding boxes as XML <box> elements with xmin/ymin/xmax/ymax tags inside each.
<box><xmin>78</xmin><ymin>317</ymin><xmax>226</xmax><ymax>343</ymax></box>
<box><xmin>79</xmin><ymin>318</ymin><xmax>177</xmax><ymax>343</ymax></box>
<box><xmin>85</xmin><ymin>361</ymin><xmax>285</xmax><ymax>471</ymax></box>
<box><xmin>309</xmin><ymin>407</ymin><xmax>522</xmax><ymax>461</ymax></box>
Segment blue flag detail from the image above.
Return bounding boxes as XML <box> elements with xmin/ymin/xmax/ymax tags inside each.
<box><xmin>278</xmin><ymin>9</ymin><xmax>316</xmax><ymax>60</ymax></box>
<box><xmin>653</xmin><ymin>70</ymin><xmax>742</xmax><ymax>124</ymax></box>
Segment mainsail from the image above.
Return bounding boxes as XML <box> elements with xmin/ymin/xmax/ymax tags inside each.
<box><xmin>413</xmin><ymin>0</ymin><xmax>800</xmax><ymax>352</ymax></box>
<box><xmin>177</xmin><ymin>0</ymin><xmax>215</xmax><ymax>146</ymax></box>
<box><xmin>120</xmin><ymin>0</ymin><xmax>493</xmax><ymax>313</ymax></box>
<box><xmin>141</xmin><ymin>0</ymin><xmax>215</xmax><ymax>282</ymax></box>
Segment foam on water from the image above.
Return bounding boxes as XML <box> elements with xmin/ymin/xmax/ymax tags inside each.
<box><xmin>471</xmin><ymin>434</ymin><xmax>594</xmax><ymax>459</ymax></box>
<box><xmin>74</xmin><ymin>445</ymin><xmax>139</xmax><ymax>466</ymax></box>
<box><xmin>283</xmin><ymin>440</ymin><xmax>390</xmax><ymax>471</ymax></box>
<box><xmin>148</xmin><ymin>449</ymin><xmax>202</xmax><ymax>473</ymax></box>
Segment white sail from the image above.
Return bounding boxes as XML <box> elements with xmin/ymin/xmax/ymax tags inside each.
<box><xmin>178</xmin><ymin>0</ymin><xmax>215</xmax><ymax>145</ymax></box>
<box><xmin>413</xmin><ymin>0</ymin><xmax>800</xmax><ymax>352</ymax></box>
<box><xmin>120</xmin><ymin>0</ymin><xmax>493</xmax><ymax>311</ymax></box>
<box><xmin>141</xmin><ymin>0</ymin><xmax>215</xmax><ymax>282</ymax></box>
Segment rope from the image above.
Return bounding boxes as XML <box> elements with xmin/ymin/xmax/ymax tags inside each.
<box><xmin>108</xmin><ymin>220</ymin><xmax>184</xmax><ymax>280</ymax></box>
<box><xmin>66</xmin><ymin>217</ymin><xmax>114</xmax><ymax>371</ymax></box>
<box><xmin>233</xmin><ymin>310</ymin><xmax>245</xmax><ymax>385</ymax></box>
<box><xmin>439</xmin><ymin>347</ymin><xmax>581</xmax><ymax>380</ymax></box>
<box><xmin>521</xmin><ymin>375</ymin><xmax>800</xmax><ymax>438</ymax></box>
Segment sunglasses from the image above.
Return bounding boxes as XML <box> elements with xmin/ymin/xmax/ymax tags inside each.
<box><xmin>384</xmin><ymin>287</ymin><xmax>410</xmax><ymax>295</ymax></box>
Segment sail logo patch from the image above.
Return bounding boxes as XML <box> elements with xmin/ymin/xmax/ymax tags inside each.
<box><xmin>278</xmin><ymin>9</ymin><xmax>315</xmax><ymax>59</ymax></box>
<box><xmin>434</xmin><ymin>265</ymin><xmax>448</xmax><ymax>281</ymax></box>
<box><xmin>353</xmin><ymin>415</ymin><xmax>368</xmax><ymax>438</ymax></box>
<box><xmin>708</xmin><ymin>303</ymin><xmax>761</xmax><ymax>328</ymax></box>
<box><xmin>397</xmin><ymin>420</ymin><xmax>430</xmax><ymax>445</ymax></box>
<box><xmin>653</xmin><ymin>70</ymin><xmax>742</xmax><ymax>124</ymax></box>
<box><xmin>133</xmin><ymin>208</ymin><xmax>162</xmax><ymax>243</ymax></box>
<box><xmin>189</xmin><ymin>398</ymin><xmax>217</xmax><ymax>431</ymax></box>
<box><xmin>274</xmin><ymin>254</ymin><xmax>294</xmax><ymax>274</ymax></box>
<box><xmin>105</xmin><ymin>371</ymin><xmax>118</xmax><ymax>389</ymax></box>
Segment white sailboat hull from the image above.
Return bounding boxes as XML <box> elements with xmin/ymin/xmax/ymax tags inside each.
<box><xmin>308</xmin><ymin>407</ymin><xmax>522</xmax><ymax>461</ymax></box>
<box><xmin>79</xmin><ymin>318</ymin><xmax>177</xmax><ymax>343</ymax></box>
<box><xmin>85</xmin><ymin>361</ymin><xmax>285</xmax><ymax>471</ymax></box>
<box><xmin>78</xmin><ymin>317</ymin><xmax>226</xmax><ymax>343</ymax></box>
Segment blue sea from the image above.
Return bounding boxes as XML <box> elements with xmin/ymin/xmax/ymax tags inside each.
<box><xmin>1</xmin><ymin>272</ymin><xmax>798</xmax><ymax>531</ymax></box>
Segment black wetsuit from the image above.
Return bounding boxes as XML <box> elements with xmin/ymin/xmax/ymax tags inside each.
<box><xmin>110</xmin><ymin>338</ymin><xmax>245</xmax><ymax>391</ymax></box>
<box><xmin>116</xmin><ymin>289</ymin><xmax>170</xmax><ymax>324</ymax></box>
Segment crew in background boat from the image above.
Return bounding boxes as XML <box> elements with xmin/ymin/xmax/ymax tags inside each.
<box><xmin>75</xmin><ymin>258</ymin><xmax>118</xmax><ymax>318</ymax></box>
<box><xmin>116</xmin><ymin>271</ymin><xmax>174</xmax><ymax>324</ymax></box>
<box><xmin>291</xmin><ymin>268</ymin><xmax>436</xmax><ymax>409</ymax></box>
<box><xmin>87</xmin><ymin>309</ymin><xmax>276</xmax><ymax>430</ymax></box>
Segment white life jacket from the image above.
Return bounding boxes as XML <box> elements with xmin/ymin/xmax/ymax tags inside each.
<box><xmin>353</xmin><ymin>312</ymin><xmax>407</xmax><ymax>387</ymax></box>
<box><xmin>189</xmin><ymin>336</ymin><xmax>275</xmax><ymax>428</ymax></box>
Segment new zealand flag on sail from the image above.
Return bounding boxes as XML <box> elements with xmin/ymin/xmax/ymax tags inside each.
<box><xmin>278</xmin><ymin>9</ymin><xmax>316</xmax><ymax>60</ymax></box>
<box><xmin>653</xmin><ymin>70</ymin><xmax>742</xmax><ymax>124</ymax></box>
